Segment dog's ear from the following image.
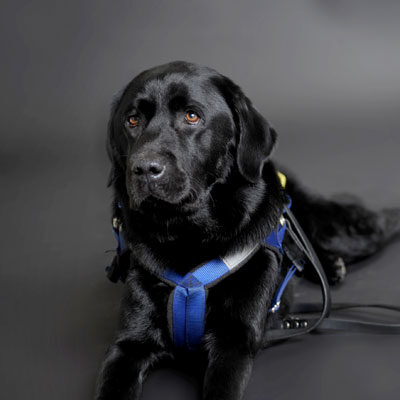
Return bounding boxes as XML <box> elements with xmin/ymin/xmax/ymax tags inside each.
<box><xmin>212</xmin><ymin>76</ymin><xmax>277</xmax><ymax>183</ymax></box>
<box><xmin>106</xmin><ymin>104</ymin><xmax>119</xmax><ymax>187</ymax></box>
<box><xmin>234</xmin><ymin>95</ymin><xmax>277</xmax><ymax>183</ymax></box>
<box><xmin>106</xmin><ymin>90</ymin><xmax>128</xmax><ymax>187</ymax></box>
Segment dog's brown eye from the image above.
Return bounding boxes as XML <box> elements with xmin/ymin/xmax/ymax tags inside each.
<box><xmin>185</xmin><ymin>111</ymin><xmax>199</xmax><ymax>124</ymax></box>
<box><xmin>127</xmin><ymin>116</ymin><xmax>139</xmax><ymax>127</ymax></box>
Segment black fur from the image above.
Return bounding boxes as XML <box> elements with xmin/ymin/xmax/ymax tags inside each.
<box><xmin>95</xmin><ymin>61</ymin><xmax>400</xmax><ymax>400</ymax></box>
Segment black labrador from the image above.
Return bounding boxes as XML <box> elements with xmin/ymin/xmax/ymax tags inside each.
<box><xmin>95</xmin><ymin>61</ymin><xmax>400</xmax><ymax>400</ymax></box>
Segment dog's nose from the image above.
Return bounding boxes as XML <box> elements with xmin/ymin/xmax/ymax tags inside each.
<box><xmin>133</xmin><ymin>159</ymin><xmax>166</xmax><ymax>179</ymax></box>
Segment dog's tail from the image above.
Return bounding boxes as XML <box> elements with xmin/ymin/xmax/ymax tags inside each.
<box><xmin>284</xmin><ymin>176</ymin><xmax>400</xmax><ymax>266</ymax></box>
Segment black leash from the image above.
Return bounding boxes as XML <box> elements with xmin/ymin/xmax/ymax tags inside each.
<box><xmin>265</xmin><ymin>206</ymin><xmax>400</xmax><ymax>345</ymax></box>
<box><xmin>295</xmin><ymin>303</ymin><xmax>400</xmax><ymax>334</ymax></box>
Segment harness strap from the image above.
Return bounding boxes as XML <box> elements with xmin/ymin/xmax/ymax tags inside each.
<box><xmin>264</xmin><ymin>205</ymin><xmax>332</xmax><ymax>343</ymax></box>
<box><xmin>269</xmin><ymin>265</ymin><xmax>297</xmax><ymax>313</ymax></box>
<box><xmin>267</xmin><ymin>195</ymin><xmax>297</xmax><ymax>314</ymax></box>
<box><xmin>161</xmin><ymin>215</ymin><xmax>290</xmax><ymax>349</ymax></box>
<box><xmin>105</xmin><ymin>201</ymin><xmax>131</xmax><ymax>283</ymax></box>
<box><xmin>162</xmin><ymin>235</ymin><xmax>281</xmax><ymax>349</ymax></box>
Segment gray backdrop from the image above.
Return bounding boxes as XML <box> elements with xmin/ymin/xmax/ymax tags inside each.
<box><xmin>1</xmin><ymin>1</ymin><xmax>399</xmax><ymax>399</ymax></box>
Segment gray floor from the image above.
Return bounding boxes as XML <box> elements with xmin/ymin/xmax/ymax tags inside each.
<box><xmin>1</xmin><ymin>1</ymin><xmax>400</xmax><ymax>399</ymax></box>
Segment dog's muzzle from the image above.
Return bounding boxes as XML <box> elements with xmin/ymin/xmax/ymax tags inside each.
<box><xmin>127</xmin><ymin>152</ymin><xmax>189</xmax><ymax>207</ymax></box>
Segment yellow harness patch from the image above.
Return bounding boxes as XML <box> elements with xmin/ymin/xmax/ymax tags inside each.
<box><xmin>277</xmin><ymin>171</ymin><xmax>287</xmax><ymax>188</ymax></box>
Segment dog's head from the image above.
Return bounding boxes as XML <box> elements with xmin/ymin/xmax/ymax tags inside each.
<box><xmin>108</xmin><ymin>61</ymin><xmax>277</xmax><ymax>211</ymax></box>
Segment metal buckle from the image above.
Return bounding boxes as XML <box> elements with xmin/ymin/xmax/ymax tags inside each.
<box><xmin>270</xmin><ymin>301</ymin><xmax>281</xmax><ymax>313</ymax></box>
<box><xmin>112</xmin><ymin>217</ymin><xmax>121</xmax><ymax>229</ymax></box>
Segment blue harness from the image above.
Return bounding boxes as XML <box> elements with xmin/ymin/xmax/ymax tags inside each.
<box><xmin>111</xmin><ymin>198</ymin><xmax>299</xmax><ymax>350</ymax></box>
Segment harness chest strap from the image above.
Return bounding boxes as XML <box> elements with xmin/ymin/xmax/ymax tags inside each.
<box><xmin>161</xmin><ymin>244</ymin><xmax>262</xmax><ymax>350</ymax></box>
<box><xmin>160</xmin><ymin>221</ymin><xmax>291</xmax><ymax>350</ymax></box>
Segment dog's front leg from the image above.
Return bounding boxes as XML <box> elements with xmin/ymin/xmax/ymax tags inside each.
<box><xmin>95</xmin><ymin>340</ymin><xmax>167</xmax><ymax>400</ymax></box>
<box><xmin>202</xmin><ymin>344</ymin><xmax>255</xmax><ymax>400</ymax></box>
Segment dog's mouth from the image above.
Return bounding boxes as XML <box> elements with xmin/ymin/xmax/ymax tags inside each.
<box><xmin>126</xmin><ymin>172</ymin><xmax>202</xmax><ymax>211</ymax></box>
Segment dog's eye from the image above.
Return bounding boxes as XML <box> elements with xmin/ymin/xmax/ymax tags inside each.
<box><xmin>185</xmin><ymin>111</ymin><xmax>200</xmax><ymax>125</ymax></box>
<box><xmin>127</xmin><ymin>115</ymin><xmax>139</xmax><ymax>127</ymax></box>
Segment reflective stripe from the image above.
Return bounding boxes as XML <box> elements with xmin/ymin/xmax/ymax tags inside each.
<box><xmin>222</xmin><ymin>243</ymin><xmax>259</xmax><ymax>271</ymax></box>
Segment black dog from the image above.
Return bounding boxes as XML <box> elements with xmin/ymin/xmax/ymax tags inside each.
<box><xmin>95</xmin><ymin>61</ymin><xmax>400</xmax><ymax>400</ymax></box>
